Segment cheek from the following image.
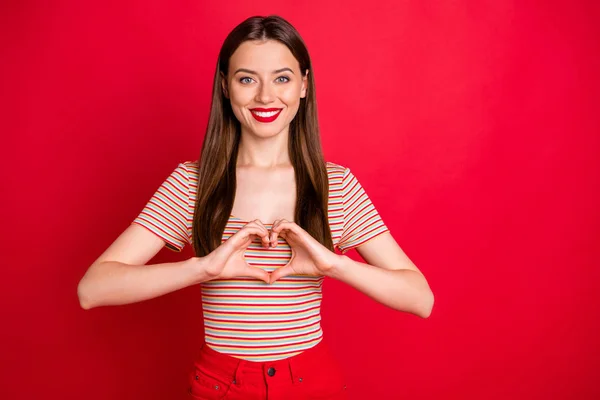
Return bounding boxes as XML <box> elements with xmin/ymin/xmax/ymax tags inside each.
<box><xmin>229</xmin><ymin>87</ymin><xmax>253</xmax><ymax>107</ymax></box>
<box><xmin>228</xmin><ymin>90</ymin><xmax>253</xmax><ymax>122</ymax></box>
<box><xmin>279</xmin><ymin>85</ymin><xmax>302</xmax><ymax>106</ymax></box>
<box><xmin>287</xmin><ymin>83</ymin><xmax>303</xmax><ymax>97</ymax></box>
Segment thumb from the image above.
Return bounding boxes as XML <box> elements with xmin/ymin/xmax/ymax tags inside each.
<box><xmin>243</xmin><ymin>266</ymin><xmax>271</xmax><ymax>284</ymax></box>
<box><xmin>269</xmin><ymin>264</ymin><xmax>294</xmax><ymax>284</ymax></box>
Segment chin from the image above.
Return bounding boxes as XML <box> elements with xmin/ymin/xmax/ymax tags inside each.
<box><xmin>252</xmin><ymin>126</ymin><xmax>286</xmax><ymax>138</ymax></box>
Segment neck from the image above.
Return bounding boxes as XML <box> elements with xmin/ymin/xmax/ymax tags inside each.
<box><xmin>236</xmin><ymin>126</ymin><xmax>291</xmax><ymax>168</ymax></box>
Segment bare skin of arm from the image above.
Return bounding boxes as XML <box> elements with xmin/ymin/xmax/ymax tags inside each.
<box><xmin>77</xmin><ymin>222</ymin><xmax>271</xmax><ymax>309</ymax></box>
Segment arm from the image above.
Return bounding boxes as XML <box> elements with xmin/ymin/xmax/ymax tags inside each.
<box><xmin>328</xmin><ymin>232</ymin><xmax>434</xmax><ymax>318</ymax></box>
<box><xmin>77</xmin><ymin>224</ymin><xmax>208</xmax><ymax>309</ymax></box>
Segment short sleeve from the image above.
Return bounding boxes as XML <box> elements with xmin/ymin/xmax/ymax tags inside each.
<box><xmin>337</xmin><ymin>168</ymin><xmax>389</xmax><ymax>254</ymax></box>
<box><xmin>131</xmin><ymin>163</ymin><xmax>191</xmax><ymax>252</ymax></box>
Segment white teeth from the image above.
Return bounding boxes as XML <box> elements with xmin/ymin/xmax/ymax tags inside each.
<box><xmin>252</xmin><ymin>110</ymin><xmax>280</xmax><ymax>117</ymax></box>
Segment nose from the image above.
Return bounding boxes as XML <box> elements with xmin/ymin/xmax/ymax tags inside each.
<box><xmin>255</xmin><ymin>82</ymin><xmax>275</xmax><ymax>104</ymax></box>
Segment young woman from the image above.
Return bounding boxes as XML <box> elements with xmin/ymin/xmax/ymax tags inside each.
<box><xmin>77</xmin><ymin>15</ymin><xmax>434</xmax><ymax>400</ymax></box>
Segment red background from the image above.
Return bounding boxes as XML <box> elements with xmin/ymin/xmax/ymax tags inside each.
<box><xmin>2</xmin><ymin>1</ymin><xmax>599</xmax><ymax>399</ymax></box>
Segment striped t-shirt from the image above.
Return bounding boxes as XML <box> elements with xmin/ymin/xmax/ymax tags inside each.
<box><xmin>132</xmin><ymin>161</ymin><xmax>389</xmax><ymax>361</ymax></box>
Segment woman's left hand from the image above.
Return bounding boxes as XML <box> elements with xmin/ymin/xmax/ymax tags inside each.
<box><xmin>268</xmin><ymin>219</ymin><xmax>342</xmax><ymax>283</ymax></box>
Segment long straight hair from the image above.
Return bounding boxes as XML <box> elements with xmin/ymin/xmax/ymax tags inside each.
<box><xmin>192</xmin><ymin>15</ymin><xmax>333</xmax><ymax>257</ymax></box>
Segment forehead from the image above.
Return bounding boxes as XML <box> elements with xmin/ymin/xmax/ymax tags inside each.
<box><xmin>229</xmin><ymin>40</ymin><xmax>300</xmax><ymax>74</ymax></box>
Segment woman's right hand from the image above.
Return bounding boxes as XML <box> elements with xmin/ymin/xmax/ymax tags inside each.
<box><xmin>200</xmin><ymin>220</ymin><xmax>272</xmax><ymax>284</ymax></box>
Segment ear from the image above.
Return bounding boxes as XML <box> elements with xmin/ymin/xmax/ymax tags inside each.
<box><xmin>220</xmin><ymin>71</ymin><xmax>229</xmax><ymax>98</ymax></box>
<box><xmin>300</xmin><ymin>69</ymin><xmax>309</xmax><ymax>98</ymax></box>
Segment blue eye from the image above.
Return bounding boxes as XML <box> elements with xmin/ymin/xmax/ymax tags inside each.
<box><xmin>239</xmin><ymin>77</ymin><xmax>254</xmax><ymax>84</ymax></box>
<box><xmin>276</xmin><ymin>76</ymin><xmax>290</xmax><ymax>83</ymax></box>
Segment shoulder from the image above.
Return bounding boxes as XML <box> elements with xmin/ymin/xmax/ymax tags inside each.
<box><xmin>172</xmin><ymin>160</ymin><xmax>199</xmax><ymax>180</ymax></box>
<box><xmin>325</xmin><ymin>161</ymin><xmax>349</xmax><ymax>178</ymax></box>
<box><xmin>325</xmin><ymin>162</ymin><xmax>351</xmax><ymax>199</ymax></box>
<box><xmin>166</xmin><ymin>161</ymin><xmax>199</xmax><ymax>192</ymax></box>
<box><xmin>179</xmin><ymin>160</ymin><xmax>199</xmax><ymax>173</ymax></box>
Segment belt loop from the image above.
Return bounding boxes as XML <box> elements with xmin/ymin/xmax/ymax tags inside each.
<box><xmin>288</xmin><ymin>356</ymin><xmax>303</xmax><ymax>385</ymax></box>
<box><xmin>232</xmin><ymin>359</ymin><xmax>244</xmax><ymax>386</ymax></box>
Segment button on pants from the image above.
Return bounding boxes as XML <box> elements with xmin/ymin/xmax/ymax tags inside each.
<box><xmin>187</xmin><ymin>339</ymin><xmax>348</xmax><ymax>399</ymax></box>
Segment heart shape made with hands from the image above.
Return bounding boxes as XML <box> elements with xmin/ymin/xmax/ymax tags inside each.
<box><xmin>236</xmin><ymin>218</ymin><xmax>339</xmax><ymax>284</ymax></box>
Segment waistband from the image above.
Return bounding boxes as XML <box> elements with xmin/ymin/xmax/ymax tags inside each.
<box><xmin>192</xmin><ymin>338</ymin><xmax>334</xmax><ymax>386</ymax></box>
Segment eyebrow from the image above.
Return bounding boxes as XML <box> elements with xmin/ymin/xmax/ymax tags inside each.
<box><xmin>234</xmin><ymin>68</ymin><xmax>295</xmax><ymax>75</ymax></box>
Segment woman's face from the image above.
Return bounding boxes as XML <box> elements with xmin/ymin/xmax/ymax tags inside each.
<box><xmin>224</xmin><ymin>39</ymin><xmax>308</xmax><ymax>139</ymax></box>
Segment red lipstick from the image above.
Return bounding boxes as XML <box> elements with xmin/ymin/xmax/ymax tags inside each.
<box><xmin>249</xmin><ymin>108</ymin><xmax>283</xmax><ymax>123</ymax></box>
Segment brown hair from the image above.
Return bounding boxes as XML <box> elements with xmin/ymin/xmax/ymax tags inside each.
<box><xmin>192</xmin><ymin>15</ymin><xmax>333</xmax><ymax>256</ymax></box>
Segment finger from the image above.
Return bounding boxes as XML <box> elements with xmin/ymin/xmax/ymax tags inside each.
<box><xmin>243</xmin><ymin>266</ymin><xmax>271</xmax><ymax>284</ymax></box>
<box><xmin>269</xmin><ymin>264</ymin><xmax>294</xmax><ymax>284</ymax></box>
<box><xmin>270</xmin><ymin>220</ymin><xmax>279</xmax><ymax>248</ymax></box>
<box><xmin>251</xmin><ymin>219</ymin><xmax>271</xmax><ymax>248</ymax></box>
<box><xmin>271</xmin><ymin>220</ymin><xmax>298</xmax><ymax>241</ymax></box>
<box><xmin>233</xmin><ymin>224</ymin><xmax>268</xmax><ymax>248</ymax></box>
<box><xmin>247</xmin><ymin>220</ymin><xmax>270</xmax><ymax>248</ymax></box>
<box><xmin>236</xmin><ymin>225</ymin><xmax>264</xmax><ymax>242</ymax></box>
<box><xmin>270</xmin><ymin>219</ymin><xmax>290</xmax><ymax>247</ymax></box>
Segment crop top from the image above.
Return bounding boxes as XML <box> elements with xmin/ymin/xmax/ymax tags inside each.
<box><xmin>132</xmin><ymin>161</ymin><xmax>389</xmax><ymax>361</ymax></box>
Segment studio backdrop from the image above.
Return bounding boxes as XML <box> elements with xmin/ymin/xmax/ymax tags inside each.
<box><xmin>2</xmin><ymin>1</ymin><xmax>599</xmax><ymax>399</ymax></box>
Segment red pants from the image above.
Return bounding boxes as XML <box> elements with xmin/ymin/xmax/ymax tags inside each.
<box><xmin>187</xmin><ymin>339</ymin><xmax>349</xmax><ymax>399</ymax></box>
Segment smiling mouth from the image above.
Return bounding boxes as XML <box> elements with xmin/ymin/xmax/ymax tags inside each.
<box><xmin>249</xmin><ymin>108</ymin><xmax>283</xmax><ymax>123</ymax></box>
